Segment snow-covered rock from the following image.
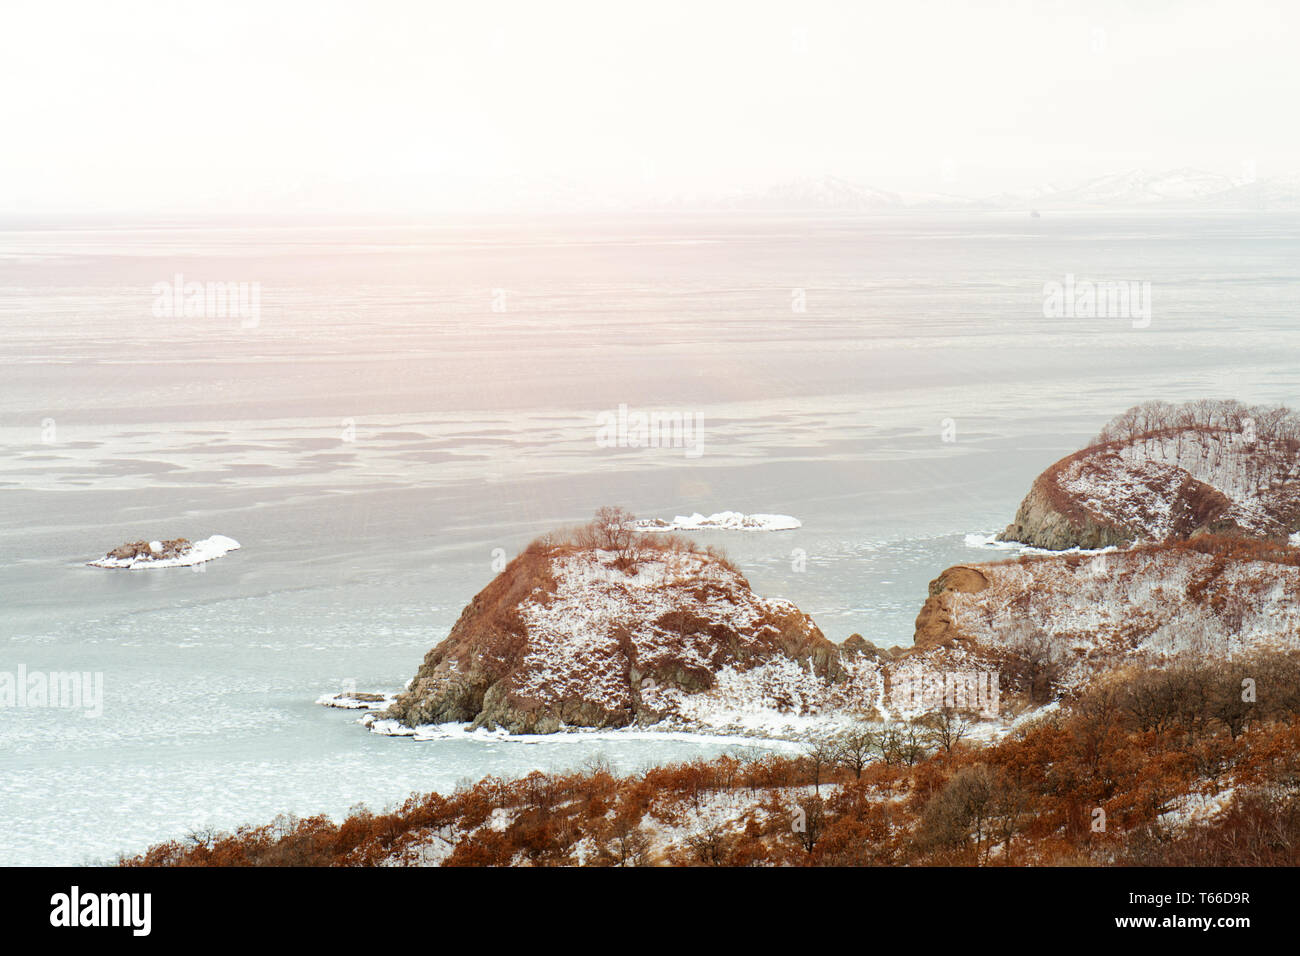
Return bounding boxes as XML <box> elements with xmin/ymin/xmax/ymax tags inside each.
<box><xmin>380</xmin><ymin>540</ymin><xmax>840</xmax><ymax>735</ymax></box>
<box><xmin>913</xmin><ymin>544</ymin><xmax>1300</xmax><ymax>694</ymax></box>
<box><xmin>636</xmin><ymin>511</ymin><xmax>801</xmax><ymax>532</ymax></box>
<box><xmin>1001</xmin><ymin>403</ymin><xmax>1300</xmax><ymax>550</ymax></box>
<box><xmin>316</xmin><ymin>691</ymin><xmax>399</xmax><ymax>710</ymax></box>
<box><xmin>88</xmin><ymin>534</ymin><xmax>241</xmax><ymax>570</ymax></box>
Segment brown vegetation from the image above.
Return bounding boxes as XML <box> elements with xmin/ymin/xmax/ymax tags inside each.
<box><xmin>123</xmin><ymin>650</ymin><xmax>1300</xmax><ymax>867</ymax></box>
<box><xmin>107</xmin><ymin>538</ymin><xmax>191</xmax><ymax>560</ymax></box>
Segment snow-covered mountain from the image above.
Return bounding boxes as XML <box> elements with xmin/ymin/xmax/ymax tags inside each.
<box><xmin>978</xmin><ymin>182</ymin><xmax>1068</xmax><ymax>208</ymax></box>
<box><xmin>1192</xmin><ymin>170</ymin><xmax>1300</xmax><ymax>209</ymax></box>
<box><xmin>655</xmin><ymin>168</ymin><xmax>1300</xmax><ymax>213</ymax></box>
<box><xmin>976</xmin><ymin>168</ymin><xmax>1300</xmax><ymax>210</ymax></box>
<box><xmin>1035</xmin><ymin>167</ymin><xmax>1237</xmax><ymax>206</ymax></box>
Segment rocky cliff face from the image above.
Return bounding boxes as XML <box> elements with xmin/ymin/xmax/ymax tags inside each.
<box><xmin>913</xmin><ymin>541</ymin><xmax>1300</xmax><ymax>693</ymax></box>
<box><xmin>912</xmin><ymin>566</ymin><xmax>990</xmax><ymax>650</ymax></box>
<box><xmin>382</xmin><ymin>540</ymin><xmax>839</xmax><ymax>734</ymax></box>
<box><xmin>1000</xmin><ymin>426</ymin><xmax>1300</xmax><ymax>550</ymax></box>
<box><xmin>1000</xmin><ymin>452</ymin><xmax>1236</xmax><ymax>550</ymax></box>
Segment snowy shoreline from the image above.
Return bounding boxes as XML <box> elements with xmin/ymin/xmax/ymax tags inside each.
<box><xmin>317</xmin><ymin>693</ymin><xmax>1022</xmax><ymax>750</ymax></box>
<box><xmin>963</xmin><ymin>531</ymin><xmax>1121</xmax><ymax>557</ymax></box>
<box><xmin>357</xmin><ymin>713</ymin><xmax>809</xmax><ymax>751</ymax></box>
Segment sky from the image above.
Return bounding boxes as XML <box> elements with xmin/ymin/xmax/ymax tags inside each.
<box><xmin>1</xmin><ymin>0</ymin><xmax>1297</xmax><ymax>214</ymax></box>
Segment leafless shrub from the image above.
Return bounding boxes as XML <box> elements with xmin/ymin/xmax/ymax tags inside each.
<box><xmin>918</xmin><ymin>707</ymin><xmax>970</xmax><ymax>755</ymax></box>
<box><xmin>834</xmin><ymin>726</ymin><xmax>878</xmax><ymax>779</ymax></box>
<box><xmin>1000</xmin><ymin>623</ymin><xmax>1064</xmax><ymax>704</ymax></box>
<box><xmin>878</xmin><ymin>721</ymin><xmax>928</xmax><ymax>766</ymax></box>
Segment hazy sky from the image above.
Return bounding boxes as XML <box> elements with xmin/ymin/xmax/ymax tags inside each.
<box><xmin>1</xmin><ymin>0</ymin><xmax>1296</xmax><ymax>214</ymax></box>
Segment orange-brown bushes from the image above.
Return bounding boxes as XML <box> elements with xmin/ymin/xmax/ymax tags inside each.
<box><xmin>121</xmin><ymin>655</ymin><xmax>1300</xmax><ymax>867</ymax></box>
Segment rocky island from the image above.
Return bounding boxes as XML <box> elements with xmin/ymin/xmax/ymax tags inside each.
<box><xmin>88</xmin><ymin>535</ymin><xmax>241</xmax><ymax>570</ymax></box>
<box><xmin>372</xmin><ymin>508</ymin><xmax>853</xmax><ymax>736</ymax></box>
<box><xmin>999</xmin><ymin>399</ymin><xmax>1300</xmax><ymax>550</ymax></box>
<box><xmin>342</xmin><ymin>403</ymin><xmax>1300</xmax><ymax>743</ymax></box>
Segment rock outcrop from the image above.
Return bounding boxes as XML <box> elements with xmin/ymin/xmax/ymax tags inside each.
<box><xmin>912</xmin><ymin>566</ymin><xmax>989</xmax><ymax>650</ymax></box>
<box><xmin>108</xmin><ymin>538</ymin><xmax>192</xmax><ymax>561</ymax></box>
<box><xmin>1000</xmin><ymin>451</ymin><xmax>1238</xmax><ymax>550</ymax></box>
<box><xmin>912</xmin><ymin>539</ymin><xmax>1300</xmax><ymax>693</ymax></box>
<box><xmin>382</xmin><ymin>539</ymin><xmax>839</xmax><ymax>734</ymax></box>
<box><xmin>88</xmin><ymin>534</ymin><xmax>241</xmax><ymax>570</ymax></box>
<box><xmin>1000</xmin><ymin>409</ymin><xmax>1300</xmax><ymax>550</ymax></box>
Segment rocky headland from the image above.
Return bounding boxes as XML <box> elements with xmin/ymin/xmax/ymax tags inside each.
<box><xmin>999</xmin><ymin>400</ymin><xmax>1300</xmax><ymax>550</ymax></box>
<box><xmin>377</xmin><ymin>523</ymin><xmax>845</xmax><ymax>735</ymax></box>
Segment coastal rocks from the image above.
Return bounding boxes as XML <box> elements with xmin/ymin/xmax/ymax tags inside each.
<box><xmin>109</xmin><ymin>539</ymin><xmax>191</xmax><ymax>561</ymax></box>
<box><xmin>1000</xmin><ymin>443</ymin><xmax>1284</xmax><ymax>551</ymax></box>
<box><xmin>317</xmin><ymin>691</ymin><xmax>397</xmax><ymax>710</ymax></box>
<box><xmin>911</xmin><ymin>542</ymin><xmax>1300</xmax><ymax>693</ymax></box>
<box><xmin>913</xmin><ymin>566</ymin><xmax>989</xmax><ymax>651</ymax></box>
<box><xmin>382</xmin><ymin>538</ymin><xmax>839</xmax><ymax>735</ymax></box>
<box><xmin>999</xmin><ymin>402</ymin><xmax>1300</xmax><ymax>551</ymax></box>
<box><xmin>89</xmin><ymin>535</ymin><xmax>241</xmax><ymax>569</ymax></box>
<box><xmin>1001</xmin><ymin>452</ymin><xmax>1242</xmax><ymax>550</ymax></box>
<box><xmin>635</xmin><ymin>511</ymin><xmax>802</xmax><ymax>532</ymax></box>
<box><xmin>840</xmin><ymin>633</ymin><xmax>879</xmax><ymax>658</ymax></box>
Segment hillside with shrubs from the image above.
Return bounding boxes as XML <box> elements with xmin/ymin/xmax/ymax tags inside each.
<box><xmin>122</xmin><ymin>648</ymin><xmax>1300</xmax><ymax>866</ymax></box>
<box><xmin>913</xmin><ymin>536</ymin><xmax>1300</xmax><ymax>698</ymax></box>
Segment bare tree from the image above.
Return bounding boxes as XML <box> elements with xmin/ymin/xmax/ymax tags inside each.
<box><xmin>1003</xmin><ymin>623</ymin><xmax>1063</xmax><ymax>704</ymax></box>
<box><xmin>596</xmin><ymin>816</ymin><xmax>652</xmax><ymax>867</ymax></box>
<box><xmin>919</xmin><ymin>707</ymin><xmax>969</xmax><ymax>755</ymax></box>
<box><xmin>878</xmin><ymin>721</ymin><xmax>928</xmax><ymax>767</ymax></box>
<box><xmin>684</xmin><ymin>824</ymin><xmax>731</xmax><ymax>865</ymax></box>
<box><xmin>917</xmin><ymin>764</ymin><xmax>994</xmax><ymax>861</ymax></box>
<box><xmin>577</xmin><ymin>506</ymin><xmax>642</xmax><ymax>570</ymax></box>
<box><xmin>792</xmin><ymin>794</ymin><xmax>826</xmax><ymax>854</ymax></box>
<box><xmin>1207</xmin><ymin>665</ymin><xmax>1256</xmax><ymax>740</ymax></box>
<box><xmin>803</xmin><ymin>737</ymin><xmax>840</xmax><ymax>794</ymax></box>
<box><xmin>834</xmin><ymin>725</ymin><xmax>878</xmax><ymax>779</ymax></box>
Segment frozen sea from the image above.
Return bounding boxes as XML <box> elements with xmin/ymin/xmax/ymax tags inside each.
<box><xmin>2</xmin><ymin>210</ymin><xmax>1299</xmax><ymax>864</ymax></box>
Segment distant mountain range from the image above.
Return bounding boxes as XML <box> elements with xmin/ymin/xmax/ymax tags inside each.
<box><xmin>653</xmin><ymin>169</ymin><xmax>1300</xmax><ymax>212</ymax></box>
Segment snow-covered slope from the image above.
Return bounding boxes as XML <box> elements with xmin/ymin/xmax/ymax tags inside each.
<box><xmin>1002</xmin><ymin>402</ymin><xmax>1300</xmax><ymax>550</ymax></box>
<box><xmin>1035</xmin><ymin>168</ymin><xmax>1236</xmax><ymax>206</ymax></box>
<box><xmin>913</xmin><ymin>545</ymin><xmax>1300</xmax><ymax>694</ymax></box>
<box><xmin>380</xmin><ymin>541</ymin><xmax>843</xmax><ymax>735</ymax></box>
<box><xmin>713</xmin><ymin>175</ymin><xmax>904</xmax><ymax>211</ymax></box>
<box><xmin>1187</xmin><ymin>170</ymin><xmax>1300</xmax><ymax>209</ymax></box>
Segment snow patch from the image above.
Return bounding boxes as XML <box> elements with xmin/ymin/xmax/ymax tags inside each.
<box><xmin>966</xmin><ymin>531</ymin><xmax>1120</xmax><ymax>557</ymax></box>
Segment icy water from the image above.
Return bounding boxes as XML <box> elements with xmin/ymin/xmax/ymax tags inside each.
<box><xmin>3</xmin><ymin>211</ymin><xmax>1299</xmax><ymax>864</ymax></box>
